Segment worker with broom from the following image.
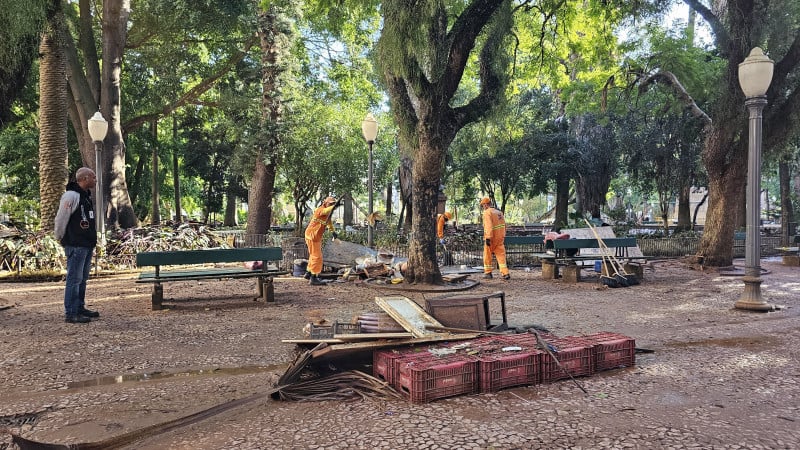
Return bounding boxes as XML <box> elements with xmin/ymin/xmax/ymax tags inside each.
<box><xmin>480</xmin><ymin>197</ymin><xmax>510</xmax><ymax>280</ymax></box>
<box><xmin>304</xmin><ymin>196</ymin><xmax>339</xmax><ymax>285</ymax></box>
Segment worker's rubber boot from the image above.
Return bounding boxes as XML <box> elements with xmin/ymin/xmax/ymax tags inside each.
<box><xmin>303</xmin><ymin>271</ymin><xmax>311</xmax><ymax>280</ymax></box>
<box><xmin>309</xmin><ymin>275</ymin><xmax>325</xmax><ymax>286</ymax></box>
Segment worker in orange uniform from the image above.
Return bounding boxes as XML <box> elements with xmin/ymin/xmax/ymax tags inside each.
<box><xmin>436</xmin><ymin>211</ymin><xmax>453</xmax><ymax>244</ymax></box>
<box><xmin>480</xmin><ymin>197</ymin><xmax>509</xmax><ymax>280</ymax></box>
<box><xmin>304</xmin><ymin>196</ymin><xmax>339</xmax><ymax>285</ymax></box>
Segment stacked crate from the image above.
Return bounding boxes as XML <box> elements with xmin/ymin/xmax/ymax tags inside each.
<box><xmin>473</xmin><ymin>336</ymin><xmax>543</xmax><ymax>392</ymax></box>
<box><xmin>373</xmin><ymin>346</ymin><xmax>431</xmax><ymax>387</ymax></box>
<box><xmin>372</xmin><ymin>331</ymin><xmax>635</xmax><ymax>403</ymax></box>
<box><xmin>395</xmin><ymin>352</ymin><xmax>480</xmax><ymax>404</ymax></box>
<box><xmin>579</xmin><ymin>331</ymin><xmax>636</xmax><ymax>371</ymax></box>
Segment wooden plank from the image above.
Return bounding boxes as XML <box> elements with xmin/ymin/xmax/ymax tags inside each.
<box><xmin>441</xmin><ymin>273</ymin><xmax>468</xmax><ymax>283</ymax></box>
<box><xmin>375</xmin><ymin>296</ymin><xmax>444</xmax><ymax>338</ymax></box>
<box><xmin>333</xmin><ymin>332</ymin><xmax>413</xmax><ymax>340</ymax></box>
<box><xmin>136</xmin><ymin>246</ymin><xmax>282</xmax><ymax>267</ymax></box>
<box><xmin>309</xmin><ymin>333</ymin><xmax>480</xmax><ymax>362</ymax></box>
<box><xmin>281</xmin><ymin>338</ymin><xmax>346</xmax><ymax>344</ymax></box>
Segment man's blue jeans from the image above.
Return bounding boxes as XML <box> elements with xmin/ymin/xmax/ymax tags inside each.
<box><xmin>64</xmin><ymin>246</ymin><xmax>93</xmax><ymax>317</ymax></box>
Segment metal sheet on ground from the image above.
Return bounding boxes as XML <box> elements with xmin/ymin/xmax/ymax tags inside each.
<box><xmin>375</xmin><ymin>296</ymin><xmax>444</xmax><ymax>338</ymax></box>
<box><xmin>323</xmin><ymin>239</ymin><xmax>378</xmax><ymax>266</ymax></box>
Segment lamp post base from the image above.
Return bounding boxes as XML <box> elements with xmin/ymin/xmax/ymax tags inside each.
<box><xmin>735</xmin><ymin>276</ymin><xmax>773</xmax><ymax>311</ymax></box>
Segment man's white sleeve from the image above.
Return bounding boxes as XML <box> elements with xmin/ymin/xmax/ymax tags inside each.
<box><xmin>54</xmin><ymin>192</ymin><xmax>79</xmax><ymax>240</ymax></box>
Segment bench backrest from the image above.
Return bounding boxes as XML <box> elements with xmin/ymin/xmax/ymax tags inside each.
<box><xmin>136</xmin><ymin>247</ymin><xmax>282</xmax><ymax>267</ymax></box>
<box><xmin>552</xmin><ymin>237</ymin><xmax>637</xmax><ymax>249</ymax></box>
<box><xmin>504</xmin><ymin>235</ymin><xmax>544</xmax><ymax>245</ymax></box>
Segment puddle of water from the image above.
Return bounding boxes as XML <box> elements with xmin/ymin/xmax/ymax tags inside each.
<box><xmin>664</xmin><ymin>335</ymin><xmax>780</xmax><ymax>350</ymax></box>
<box><xmin>67</xmin><ymin>363</ymin><xmax>288</xmax><ymax>389</ymax></box>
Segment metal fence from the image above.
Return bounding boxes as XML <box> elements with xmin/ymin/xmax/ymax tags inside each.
<box><xmin>215</xmin><ymin>230</ymin><xmax>788</xmax><ymax>270</ymax></box>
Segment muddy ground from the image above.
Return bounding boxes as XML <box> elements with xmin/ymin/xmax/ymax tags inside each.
<box><xmin>1</xmin><ymin>258</ymin><xmax>799</xmax><ymax>449</ymax></box>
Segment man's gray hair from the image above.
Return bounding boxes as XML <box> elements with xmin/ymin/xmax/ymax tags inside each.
<box><xmin>75</xmin><ymin>167</ymin><xmax>95</xmax><ymax>181</ymax></box>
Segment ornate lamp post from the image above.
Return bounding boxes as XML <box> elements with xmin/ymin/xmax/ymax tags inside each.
<box><xmin>735</xmin><ymin>47</ymin><xmax>774</xmax><ymax>311</ymax></box>
<box><xmin>361</xmin><ymin>113</ymin><xmax>378</xmax><ymax>248</ymax></box>
<box><xmin>87</xmin><ymin>111</ymin><xmax>108</xmax><ymax>247</ymax></box>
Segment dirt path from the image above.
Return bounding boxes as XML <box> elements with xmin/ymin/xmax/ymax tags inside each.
<box><xmin>1</xmin><ymin>258</ymin><xmax>798</xmax><ymax>449</ymax></box>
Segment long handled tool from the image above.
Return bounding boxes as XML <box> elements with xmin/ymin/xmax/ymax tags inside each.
<box><xmin>529</xmin><ymin>328</ymin><xmax>588</xmax><ymax>395</ymax></box>
<box><xmin>584</xmin><ymin>219</ymin><xmax>638</xmax><ymax>287</ymax></box>
<box><xmin>584</xmin><ymin>219</ymin><xmax>625</xmax><ymax>287</ymax></box>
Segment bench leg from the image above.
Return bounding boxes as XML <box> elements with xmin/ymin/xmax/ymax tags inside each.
<box><xmin>541</xmin><ymin>261</ymin><xmax>559</xmax><ymax>279</ymax></box>
<box><xmin>152</xmin><ymin>284</ymin><xmax>163</xmax><ymax>311</ymax></box>
<box><xmin>562</xmin><ymin>264</ymin><xmax>581</xmax><ymax>283</ymax></box>
<box><xmin>256</xmin><ymin>277</ymin><xmax>275</xmax><ymax>303</ymax></box>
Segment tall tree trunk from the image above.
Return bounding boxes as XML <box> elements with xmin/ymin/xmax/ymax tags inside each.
<box><xmin>698</xmin><ymin>128</ymin><xmax>748</xmax><ymax>265</ymax></box>
<box><xmin>779</xmin><ymin>161</ymin><xmax>794</xmax><ymax>245</ymax></box>
<box><xmin>38</xmin><ymin>8</ymin><xmax>69</xmax><ymax>233</ymax></box>
<box><xmin>245</xmin><ymin>4</ymin><xmax>291</xmax><ymax>242</ymax></box>
<box><xmin>151</xmin><ymin>119</ymin><xmax>160</xmax><ymax>225</ymax></box>
<box><xmin>342</xmin><ymin>192</ymin><xmax>354</xmax><ymax>226</ymax></box>
<box><xmin>385</xmin><ymin>181</ymin><xmax>393</xmax><ymax>219</ymax></box>
<box><xmin>674</xmin><ymin>185</ymin><xmax>692</xmax><ymax>232</ymax></box>
<box><xmin>692</xmin><ymin>191</ymin><xmax>708</xmax><ymax>227</ymax></box>
<box><xmin>554</xmin><ymin>175</ymin><xmax>570</xmax><ymax>230</ymax></box>
<box><xmin>101</xmin><ymin>0</ymin><xmax>137</xmax><ymax>229</ymax></box>
<box><xmin>406</xmin><ymin>137</ymin><xmax>446</xmax><ymax>284</ymax></box>
<box><xmin>224</xmin><ymin>186</ymin><xmax>238</xmax><ymax>227</ymax></box>
<box><xmin>172</xmin><ymin>116</ymin><xmax>182</xmax><ymax>222</ymax></box>
<box><xmin>398</xmin><ymin>156</ymin><xmax>414</xmax><ymax>232</ymax></box>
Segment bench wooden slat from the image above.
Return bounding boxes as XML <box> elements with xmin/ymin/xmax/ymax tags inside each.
<box><xmin>136</xmin><ymin>268</ymin><xmax>285</xmax><ymax>282</ymax></box>
<box><xmin>552</xmin><ymin>238</ymin><xmax>637</xmax><ymax>249</ymax></box>
<box><xmin>135</xmin><ymin>247</ymin><xmax>282</xmax><ymax>267</ymax></box>
<box><xmin>504</xmin><ymin>236</ymin><xmax>544</xmax><ymax>245</ymax></box>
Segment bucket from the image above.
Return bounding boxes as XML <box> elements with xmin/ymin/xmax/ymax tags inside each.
<box><xmin>594</xmin><ymin>260</ymin><xmax>602</xmax><ymax>273</ymax></box>
<box><xmin>293</xmin><ymin>259</ymin><xmax>308</xmax><ymax>277</ymax></box>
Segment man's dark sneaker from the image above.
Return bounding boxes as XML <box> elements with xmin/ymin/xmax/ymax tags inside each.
<box><xmin>78</xmin><ymin>308</ymin><xmax>100</xmax><ymax>318</ymax></box>
<box><xmin>309</xmin><ymin>275</ymin><xmax>326</xmax><ymax>286</ymax></box>
<box><xmin>65</xmin><ymin>315</ymin><xmax>91</xmax><ymax>324</ymax></box>
<box><xmin>502</xmin><ymin>274</ymin><xmax>511</xmax><ymax>280</ymax></box>
<box><xmin>482</xmin><ymin>273</ymin><xmax>493</xmax><ymax>279</ymax></box>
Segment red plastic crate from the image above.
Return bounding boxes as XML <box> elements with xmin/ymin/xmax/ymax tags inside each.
<box><xmin>541</xmin><ymin>337</ymin><xmax>594</xmax><ymax>382</ymax></box>
<box><xmin>397</xmin><ymin>353</ymin><xmax>479</xmax><ymax>404</ymax></box>
<box><xmin>478</xmin><ymin>349</ymin><xmax>543</xmax><ymax>392</ymax></box>
<box><xmin>581</xmin><ymin>332</ymin><xmax>636</xmax><ymax>371</ymax></box>
<box><xmin>373</xmin><ymin>346</ymin><xmax>432</xmax><ymax>387</ymax></box>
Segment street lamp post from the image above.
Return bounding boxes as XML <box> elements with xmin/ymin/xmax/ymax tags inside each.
<box><xmin>735</xmin><ymin>47</ymin><xmax>774</xmax><ymax>312</ymax></box>
<box><xmin>87</xmin><ymin>111</ymin><xmax>109</xmax><ymax>248</ymax></box>
<box><xmin>361</xmin><ymin>113</ymin><xmax>378</xmax><ymax>248</ymax></box>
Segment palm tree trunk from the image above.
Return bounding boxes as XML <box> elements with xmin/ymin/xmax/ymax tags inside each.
<box><xmin>38</xmin><ymin>10</ymin><xmax>69</xmax><ymax>233</ymax></box>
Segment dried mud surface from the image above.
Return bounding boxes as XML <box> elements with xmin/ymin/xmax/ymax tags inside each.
<box><xmin>1</xmin><ymin>258</ymin><xmax>799</xmax><ymax>449</ymax></box>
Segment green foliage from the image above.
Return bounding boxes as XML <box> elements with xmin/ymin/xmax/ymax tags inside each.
<box><xmin>0</xmin><ymin>230</ymin><xmax>63</xmax><ymax>272</ymax></box>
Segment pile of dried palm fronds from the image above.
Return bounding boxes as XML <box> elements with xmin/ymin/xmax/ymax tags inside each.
<box><xmin>0</xmin><ymin>223</ymin><xmax>230</xmax><ymax>275</ymax></box>
<box><xmin>270</xmin><ymin>370</ymin><xmax>402</xmax><ymax>402</ymax></box>
<box><xmin>105</xmin><ymin>224</ymin><xmax>230</xmax><ymax>269</ymax></box>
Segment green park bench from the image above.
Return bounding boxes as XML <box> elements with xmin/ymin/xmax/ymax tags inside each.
<box><xmin>135</xmin><ymin>247</ymin><xmax>286</xmax><ymax>310</ymax></box>
<box><xmin>534</xmin><ymin>237</ymin><xmax>644</xmax><ymax>282</ymax></box>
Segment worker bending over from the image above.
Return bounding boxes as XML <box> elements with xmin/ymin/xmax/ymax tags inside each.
<box><xmin>436</xmin><ymin>211</ymin><xmax>452</xmax><ymax>244</ymax></box>
<box><xmin>304</xmin><ymin>196</ymin><xmax>338</xmax><ymax>285</ymax></box>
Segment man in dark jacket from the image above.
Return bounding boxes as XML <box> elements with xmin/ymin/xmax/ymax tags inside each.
<box><xmin>54</xmin><ymin>167</ymin><xmax>100</xmax><ymax>323</ymax></box>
